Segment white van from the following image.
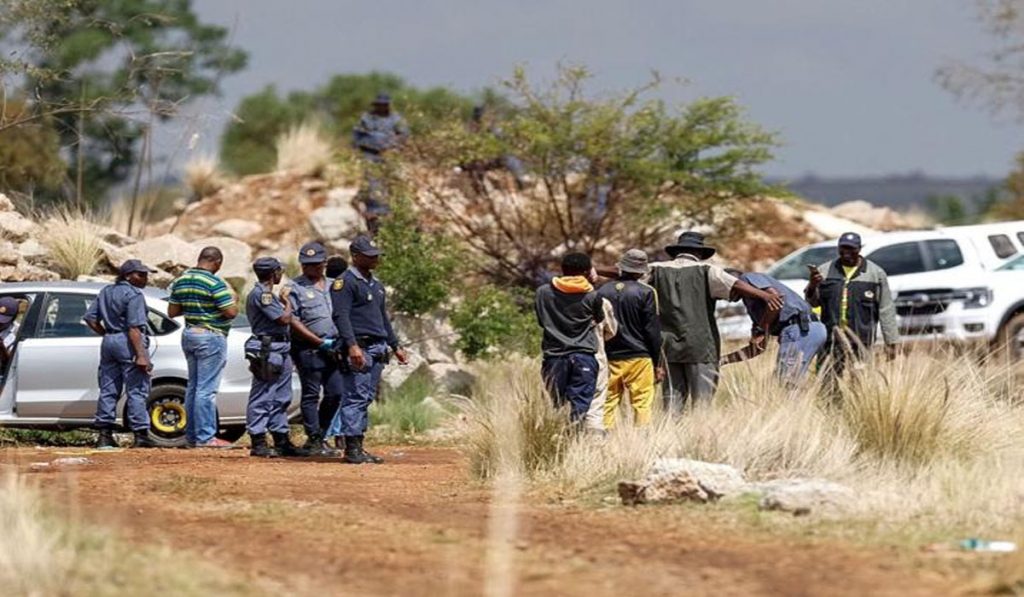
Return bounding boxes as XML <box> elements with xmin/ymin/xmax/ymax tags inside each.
<box><xmin>719</xmin><ymin>222</ymin><xmax>1024</xmax><ymax>349</ymax></box>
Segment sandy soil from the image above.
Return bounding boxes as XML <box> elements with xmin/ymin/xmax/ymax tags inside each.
<box><xmin>3</xmin><ymin>445</ymin><xmax>955</xmax><ymax>596</ymax></box>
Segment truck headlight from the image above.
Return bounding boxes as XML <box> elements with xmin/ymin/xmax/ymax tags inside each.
<box><xmin>958</xmin><ymin>287</ymin><xmax>993</xmax><ymax>309</ymax></box>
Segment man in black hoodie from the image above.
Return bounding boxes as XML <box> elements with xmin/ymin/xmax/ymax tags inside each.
<box><xmin>534</xmin><ymin>252</ymin><xmax>605</xmax><ymax>422</ymax></box>
<box><xmin>597</xmin><ymin>249</ymin><xmax>662</xmax><ymax>428</ymax></box>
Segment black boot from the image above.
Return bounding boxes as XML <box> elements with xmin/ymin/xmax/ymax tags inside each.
<box><xmin>334</xmin><ymin>436</ymin><xmax>346</xmax><ymax>451</ymax></box>
<box><xmin>96</xmin><ymin>428</ymin><xmax>117</xmax><ymax>449</ymax></box>
<box><xmin>272</xmin><ymin>431</ymin><xmax>311</xmax><ymax>457</ymax></box>
<box><xmin>131</xmin><ymin>430</ymin><xmax>157</xmax><ymax>448</ymax></box>
<box><xmin>343</xmin><ymin>435</ymin><xmax>383</xmax><ymax>464</ymax></box>
<box><xmin>302</xmin><ymin>432</ymin><xmax>340</xmax><ymax>457</ymax></box>
<box><xmin>249</xmin><ymin>433</ymin><xmax>277</xmax><ymax>458</ymax></box>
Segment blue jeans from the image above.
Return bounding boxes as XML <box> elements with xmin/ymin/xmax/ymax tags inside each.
<box><xmin>182</xmin><ymin>327</ymin><xmax>228</xmax><ymax>444</ymax></box>
<box><xmin>339</xmin><ymin>343</ymin><xmax>388</xmax><ymax>437</ymax></box>
<box><xmin>541</xmin><ymin>353</ymin><xmax>598</xmax><ymax>422</ymax></box>
<box><xmin>777</xmin><ymin>321</ymin><xmax>828</xmax><ymax>384</ymax></box>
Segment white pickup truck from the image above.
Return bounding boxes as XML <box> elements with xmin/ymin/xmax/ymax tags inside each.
<box><xmin>720</xmin><ymin>222</ymin><xmax>1024</xmax><ymax>360</ymax></box>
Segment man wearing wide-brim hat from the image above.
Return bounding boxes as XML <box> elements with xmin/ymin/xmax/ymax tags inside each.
<box><xmin>648</xmin><ymin>231</ymin><xmax>783</xmax><ymax>411</ymax></box>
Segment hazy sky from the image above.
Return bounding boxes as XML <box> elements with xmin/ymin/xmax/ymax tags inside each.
<box><xmin>174</xmin><ymin>0</ymin><xmax>1022</xmax><ymax>179</ymax></box>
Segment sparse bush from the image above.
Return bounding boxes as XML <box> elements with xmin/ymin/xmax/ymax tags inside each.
<box><xmin>275</xmin><ymin>121</ymin><xmax>334</xmax><ymax>177</ymax></box>
<box><xmin>375</xmin><ymin>196</ymin><xmax>460</xmax><ymax>316</ymax></box>
<box><xmin>370</xmin><ymin>370</ymin><xmax>445</xmax><ymax>436</ymax></box>
<box><xmin>450</xmin><ymin>285</ymin><xmax>539</xmax><ymax>360</ymax></box>
<box><xmin>40</xmin><ymin>208</ymin><xmax>102</xmax><ymax>279</ymax></box>
<box><xmin>184</xmin><ymin>156</ymin><xmax>227</xmax><ymax>199</ymax></box>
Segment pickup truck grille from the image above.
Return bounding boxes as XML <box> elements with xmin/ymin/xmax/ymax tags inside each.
<box><xmin>895</xmin><ymin>288</ymin><xmax>955</xmax><ymax>317</ymax></box>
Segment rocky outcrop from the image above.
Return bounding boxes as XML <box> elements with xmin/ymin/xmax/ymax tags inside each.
<box><xmin>0</xmin><ymin>194</ymin><xmax>61</xmax><ymax>282</ymax></box>
<box><xmin>749</xmin><ymin>479</ymin><xmax>855</xmax><ymax>516</ymax></box>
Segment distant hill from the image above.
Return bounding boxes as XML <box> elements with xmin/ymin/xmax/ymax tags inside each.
<box><xmin>775</xmin><ymin>173</ymin><xmax>1004</xmax><ymax>213</ymax></box>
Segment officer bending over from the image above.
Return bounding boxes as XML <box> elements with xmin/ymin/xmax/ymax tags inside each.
<box><xmin>331</xmin><ymin>236</ymin><xmax>408</xmax><ymax>464</ymax></box>
<box><xmin>288</xmin><ymin>242</ymin><xmax>343</xmax><ymax>456</ymax></box>
<box><xmin>245</xmin><ymin>257</ymin><xmax>309</xmax><ymax>458</ymax></box>
<box><xmin>84</xmin><ymin>259</ymin><xmax>157</xmax><ymax>449</ymax></box>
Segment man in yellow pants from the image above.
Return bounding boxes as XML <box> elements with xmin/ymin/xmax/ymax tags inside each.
<box><xmin>597</xmin><ymin>249</ymin><xmax>663</xmax><ymax>428</ymax></box>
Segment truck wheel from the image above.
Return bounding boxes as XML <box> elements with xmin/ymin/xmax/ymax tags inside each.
<box><xmin>997</xmin><ymin>313</ymin><xmax>1024</xmax><ymax>363</ymax></box>
<box><xmin>147</xmin><ymin>384</ymin><xmax>188</xmax><ymax>448</ymax></box>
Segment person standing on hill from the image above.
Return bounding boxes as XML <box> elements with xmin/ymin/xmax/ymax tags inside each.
<box><xmin>534</xmin><ymin>252</ymin><xmax>606</xmax><ymax>423</ymax></box>
<box><xmin>84</xmin><ymin>260</ymin><xmax>158</xmax><ymax>449</ymax></box>
<box><xmin>804</xmin><ymin>232</ymin><xmax>899</xmax><ymax>386</ymax></box>
<box><xmin>648</xmin><ymin>232</ymin><xmax>784</xmax><ymax>411</ymax></box>
<box><xmin>597</xmin><ymin>249</ymin><xmax>662</xmax><ymax>429</ymax></box>
<box><xmin>167</xmin><ymin>247</ymin><xmax>238</xmax><ymax>448</ymax></box>
<box><xmin>353</xmin><ymin>93</ymin><xmax>409</xmax><ymax>230</ymax></box>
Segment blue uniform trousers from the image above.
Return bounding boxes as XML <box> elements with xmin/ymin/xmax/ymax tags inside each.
<box><xmin>94</xmin><ymin>333</ymin><xmax>151</xmax><ymax>431</ymax></box>
<box><xmin>245</xmin><ymin>341</ymin><xmax>293</xmax><ymax>435</ymax></box>
<box><xmin>541</xmin><ymin>353</ymin><xmax>598</xmax><ymax>422</ymax></box>
<box><xmin>339</xmin><ymin>342</ymin><xmax>387</xmax><ymax>436</ymax></box>
<box><xmin>776</xmin><ymin>321</ymin><xmax>828</xmax><ymax>384</ymax></box>
<box><xmin>294</xmin><ymin>348</ymin><xmax>345</xmax><ymax>436</ymax></box>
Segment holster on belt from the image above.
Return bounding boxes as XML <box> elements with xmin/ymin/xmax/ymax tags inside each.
<box><xmin>246</xmin><ymin>336</ymin><xmax>282</xmax><ymax>382</ymax></box>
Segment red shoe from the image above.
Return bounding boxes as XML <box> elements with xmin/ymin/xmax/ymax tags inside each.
<box><xmin>196</xmin><ymin>438</ymin><xmax>234</xmax><ymax>449</ymax></box>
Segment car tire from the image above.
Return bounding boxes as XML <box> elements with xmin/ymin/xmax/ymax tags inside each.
<box><xmin>147</xmin><ymin>384</ymin><xmax>188</xmax><ymax>448</ymax></box>
<box><xmin>217</xmin><ymin>427</ymin><xmax>246</xmax><ymax>442</ymax></box>
<box><xmin>997</xmin><ymin>312</ymin><xmax>1024</xmax><ymax>363</ymax></box>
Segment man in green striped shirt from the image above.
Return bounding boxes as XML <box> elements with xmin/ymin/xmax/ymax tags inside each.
<box><xmin>168</xmin><ymin>247</ymin><xmax>239</xmax><ymax>448</ymax></box>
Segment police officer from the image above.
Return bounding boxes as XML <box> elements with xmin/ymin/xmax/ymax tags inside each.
<box><xmin>331</xmin><ymin>236</ymin><xmax>408</xmax><ymax>464</ymax></box>
<box><xmin>288</xmin><ymin>241</ymin><xmax>343</xmax><ymax>456</ymax></box>
<box><xmin>245</xmin><ymin>257</ymin><xmax>309</xmax><ymax>458</ymax></box>
<box><xmin>84</xmin><ymin>259</ymin><xmax>157</xmax><ymax>449</ymax></box>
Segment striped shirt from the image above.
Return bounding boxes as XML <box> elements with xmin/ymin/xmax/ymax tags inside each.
<box><xmin>168</xmin><ymin>268</ymin><xmax>235</xmax><ymax>335</ymax></box>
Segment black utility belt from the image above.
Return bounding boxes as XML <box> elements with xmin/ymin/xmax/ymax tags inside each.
<box><xmin>256</xmin><ymin>334</ymin><xmax>289</xmax><ymax>343</ymax></box>
<box><xmin>777</xmin><ymin>313</ymin><xmax>817</xmax><ymax>335</ymax></box>
<box><xmin>355</xmin><ymin>336</ymin><xmax>386</xmax><ymax>348</ymax></box>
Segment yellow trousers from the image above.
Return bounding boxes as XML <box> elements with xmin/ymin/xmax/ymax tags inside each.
<box><xmin>604</xmin><ymin>357</ymin><xmax>654</xmax><ymax>429</ymax></box>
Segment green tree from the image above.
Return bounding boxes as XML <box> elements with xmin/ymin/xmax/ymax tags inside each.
<box><xmin>450</xmin><ymin>285</ymin><xmax>539</xmax><ymax>359</ymax></box>
<box><xmin>410</xmin><ymin>65</ymin><xmax>779</xmax><ymax>285</ymax></box>
<box><xmin>220</xmin><ymin>72</ymin><xmax>487</xmax><ymax>175</ymax></box>
<box><xmin>987</xmin><ymin>151</ymin><xmax>1024</xmax><ymax>220</ymax></box>
<box><xmin>2</xmin><ymin>0</ymin><xmax>247</xmax><ymax>205</ymax></box>
<box><xmin>375</xmin><ymin>194</ymin><xmax>461</xmax><ymax>316</ymax></box>
<box><xmin>0</xmin><ymin>99</ymin><xmax>65</xmax><ymax>199</ymax></box>
<box><xmin>925</xmin><ymin>193</ymin><xmax>968</xmax><ymax>225</ymax></box>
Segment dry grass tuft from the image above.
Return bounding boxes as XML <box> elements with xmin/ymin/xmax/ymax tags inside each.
<box><xmin>39</xmin><ymin>207</ymin><xmax>102</xmax><ymax>279</ymax></box>
<box><xmin>275</xmin><ymin>122</ymin><xmax>334</xmax><ymax>177</ymax></box>
<box><xmin>184</xmin><ymin>155</ymin><xmax>227</xmax><ymax>199</ymax></box>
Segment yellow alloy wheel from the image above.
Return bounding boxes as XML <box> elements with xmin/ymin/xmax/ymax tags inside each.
<box><xmin>151</xmin><ymin>400</ymin><xmax>187</xmax><ymax>434</ymax></box>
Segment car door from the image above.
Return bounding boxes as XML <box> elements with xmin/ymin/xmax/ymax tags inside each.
<box><xmin>0</xmin><ymin>292</ymin><xmax>41</xmax><ymax>416</ymax></box>
<box><xmin>13</xmin><ymin>292</ymin><xmax>101</xmax><ymax>420</ymax></box>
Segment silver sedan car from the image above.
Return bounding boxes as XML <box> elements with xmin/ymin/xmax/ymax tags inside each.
<box><xmin>0</xmin><ymin>282</ymin><xmax>300</xmax><ymax>447</ymax></box>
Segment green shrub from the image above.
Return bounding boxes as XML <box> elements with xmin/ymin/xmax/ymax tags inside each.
<box><xmin>450</xmin><ymin>285</ymin><xmax>539</xmax><ymax>360</ymax></box>
<box><xmin>370</xmin><ymin>370</ymin><xmax>445</xmax><ymax>435</ymax></box>
<box><xmin>376</xmin><ymin>195</ymin><xmax>460</xmax><ymax>316</ymax></box>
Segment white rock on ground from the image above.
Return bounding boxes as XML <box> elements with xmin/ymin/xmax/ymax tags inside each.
<box><xmin>381</xmin><ymin>347</ymin><xmax>427</xmax><ymax>390</ymax></box>
<box><xmin>0</xmin><ymin>210</ymin><xmax>38</xmax><ymax>243</ymax></box>
<box><xmin>326</xmin><ymin>186</ymin><xmax>359</xmax><ymax>207</ymax></box>
<box><xmin>649</xmin><ymin>458</ymin><xmax>748</xmax><ymax>500</ymax></box>
<box><xmin>309</xmin><ymin>205</ymin><xmax>363</xmax><ymax>242</ymax></box>
<box><xmin>749</xmin><ymin>478</ymin><xmax>855</xmax><ymax>516</ymax></box>
<box><xmin>619</xmin><ymin>459</ymin><xmax>747</xmax><ymax>505</ymax></box>
<box><xmin>213</xmin><ymin>218</ymin><xmax>263</xmax><ymax>240</ymax></box>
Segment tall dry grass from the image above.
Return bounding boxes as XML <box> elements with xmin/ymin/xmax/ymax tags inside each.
<box><xmin>463</xmin><ymin>347</ymin><xmax>1024</xmax><ymax>536</ymax></box>
<box><xmin>184</xmin><ymin>155</ymin><xmax>227</xmax><ymax>199</ymax></box>
<box><xmin>39</xmin><ymin>208</ymin><xmax>103</xmax><ymax>279</ymax></box>
<box><xmin>0</xmin><ymin>472</ymin><xmax>254</xmax><ymax>596</ymax></box>
<box><xmin>275</xmin><ymin>122</ymin><xmax>334</xmax><ymax>177</ymax></box>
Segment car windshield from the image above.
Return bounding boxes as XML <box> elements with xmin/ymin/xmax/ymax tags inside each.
<box><xmin>767</xmin><ymin>246</ymin><xmax>836</xmax><ymax>280</ymax></box>
<box><xmin>997</xmin><ymin>254</ymin><xmax>1024</xmax><ymax>271</ymax></box>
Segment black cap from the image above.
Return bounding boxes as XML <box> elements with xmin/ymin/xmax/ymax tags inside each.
<box><xmin>373</xmin><ymin>92</ymin><xmax>391</xmax><ymax>105</ymax></box>
<box><xmin>838</xmin><ymin>232</ymin><xmax>862</xmax><ymax>249</ymax></box>
<box><xmin>298</xmin><ymin>241</ymin><xmax>327</xmax><ymax>264</ymax></box>
<box><xmin>253</xmin><ymin>256</ymin><xmax>283</xmax><ymax>275</ymax></box>
<box><xmin>119</xmin><ymin>259</ymin><xmax>156</xmax><ymax>277</ymax></box>
<box><xmin>350</xmin><ymin>236</ymin><xmax>381</xmax><ymax>257</ymax></box>
<box><xmin>0</xmin><ymin>296</ymin><xmax>19</xmax><ymax>324</ymax></box>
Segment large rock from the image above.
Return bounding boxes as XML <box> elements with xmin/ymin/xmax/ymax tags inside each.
<box><xmin>213</xmin><ymin>218</ymin><xmax>263</xmax><ymax>240</ymax></box>
<box><xmin>648</xmin><ymin>459</ymin><xmax>747</xmax><ymax>500</ymax></box>
<box><xmin>0</xmin><ymin>241</ymin><xmax>21</xmax><ymax>266</ymax></box>
<box><xmin>0</xmin><ymin>211</ymin><xmax>37</xmax><ymax>243</ymax></box>
<box><xmin>426</xmin><ymin>363</ymin><xmax>477</xmax><ymax>395</ymax></box>
<box><xmin>619</xmin><ymin>459</ymin><xmax>747</xmax><ymax>505</ymax></box>
<box><xmin>190</xmin><ymin>236</ymin><xmax>253</xmax><ymax>288</ymax></box>
<box><xmin>326</xmin><ymin>186</ymin><xmax>359</xmax><ymax>207</ymax></box>
<box><xmin>619</xmin><ymin>470</ymin><xmax>708</xmax><ymax>505</ymax></box>
<box><xmin>391</xmin><ymin>312</ymin><xmax>459</xmax><ymax>364</ymax></box>
<box><xmin>17</xmin><ymin>238</ymin><xmax>49</xmax><ymax>262</ymax></box>
<box><xmin>0</xmin><ymin>193</ymin><xmax>15</xmax><ymax>212</ymax></box>
<box><xmin>0</xmin><ymin>264</ymin><xmax>59</xmax><ymax>282</ymax></box>
<box><xmin>309</xmin><ymin>205</ymin><xmax>362</xmax><ymax>242</ymax></box>
<box><xmin>381</xmin><ymin>347</ymin><xmax>428</xmax><ymax>390</ymax></box>
<box><xmin>121</xmin><ymin>234</ymin><xmax>197</xmax><ymax>273</ymax></box>
<box><xmin>750</xmin><ymin>479</ymin><xmax>855</xmax><ymax>516</ymax></box>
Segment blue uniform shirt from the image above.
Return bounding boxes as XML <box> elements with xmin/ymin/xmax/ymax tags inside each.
<box><xmin>353</xmin><ymin>112</ymin><xmax>409</xmax><ymax>154</ymax></box>
<box><xmin>330</xmin><ymin>267</ymin><xmax>399</xmax><ymax>349</ymax></box>
<box><xmin>740</xmin><ymin>273</ymin><xmax>812</xmax><ymax>336</ymax></box>
<box><xmin>288</xmin><ymin>275</ymin><xmax>338</xmax><ymax>340</ymax></box>
<box><xmin>246</xmin><ymin>282</ymin><xmax>288</xmax><ymax>336</ymax></box>
<box><xmin>84</xmin><ymin>280</ymin><xmax>148</xmax><ymax>334</ymax></box>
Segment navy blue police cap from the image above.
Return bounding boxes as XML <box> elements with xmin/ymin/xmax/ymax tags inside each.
<box><xmin>298</xmin><ymin>241</ymin><xmax>327</xmax><ymax>264</ymax></box>
<box><xmin>252</xmin><ymin>256</ymin><xmax>283</xmax><ymax>275</ymax></box>
<box><xmin>350</xmin><ymin>236</ymin><xmax>381</xmax><ymax>257</ymax></box>
<box><xmin>838</xmin><ymin>232</ymin><xmax>862</xmax><ymax>249</ymax></box>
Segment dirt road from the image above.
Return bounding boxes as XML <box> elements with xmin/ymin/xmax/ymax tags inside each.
<box><xmin>5</xmin><ymin>446</ymin><xmax>952</xmax><ymax>596</ymax></box>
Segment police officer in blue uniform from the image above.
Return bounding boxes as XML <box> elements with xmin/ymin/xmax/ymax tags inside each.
<box><xmin>84</xmin><ymin>259</ymin><xmax>157</xmax><ymax>449</ymax></box>
<box><xmin>288</xmin><ymin>241</ymin><xmax>343</xmax><ymax>456</ymax></box>
<box><xmin>245</xmin><ymin>257</ymin><xmax>309</xmax><ymax>458</ymax></box>
<box><xmin>331</xmin><ymin>236</ymin><xmax>408</xmax><ymax>464</ymax></box>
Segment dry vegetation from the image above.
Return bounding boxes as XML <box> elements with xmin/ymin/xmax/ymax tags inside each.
<box><xmin>0</xmin><ymin>473</ymin><xmax>254</xmax><ymax>596</ymax></box>
<box><xmin>464</xmin><ymin>350</ymin><xmax>1024</xmax><ymax>543</ymax></box>
<box><xmin>184</xmin><ymin>155</ymin><xmax>227</xmax><ymax>199</ymax></box>
<box><xmin>275</xmin><ymin>122</ymin><xmax>334</xmax><ymax>177</ymax></box>
<box><xmin>38</xmin><ymin>207</ymin><xmax>102</xmax><ymax>279</ymax></box>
